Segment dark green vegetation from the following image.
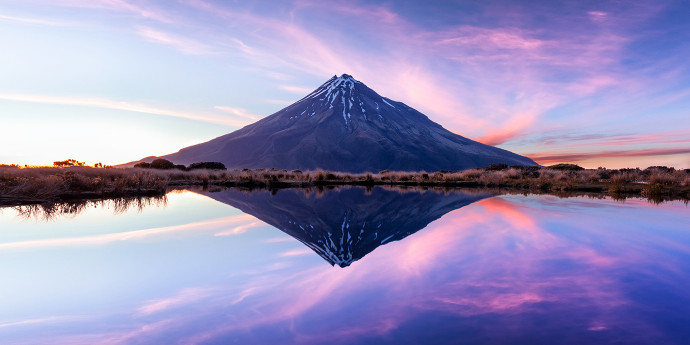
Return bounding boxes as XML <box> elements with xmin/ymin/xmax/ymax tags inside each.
<box><xmin>1</xmin><ymin>164</ymin><xmax>689</xmax><ymax>206</ymax></box>
<box><xmin>134</xmin><ymin>159</ymin><xmax>226</xmax><ymax>171</ymax></box>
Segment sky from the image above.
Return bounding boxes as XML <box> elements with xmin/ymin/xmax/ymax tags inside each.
<box><xmin>1</xmin><ymin>0</ymin><xmax>689</xmax><ymax>169</ymax></box>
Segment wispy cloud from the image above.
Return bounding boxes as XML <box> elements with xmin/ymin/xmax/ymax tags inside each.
<box><xmin>137</xmin><ymin>287</ymin><xmax>215</xmax><ymax>316</ymax></box>
<box><xmin>213</xmin><ymin>106</ymin><xmax>262</xmax><ymax>121</ymax></box>
<box><xmin>214</xmin><ymin>221</ymin><xmax>265</xmax><ymax>236</ymax></box>
<box><xmin>0</xmin><ymin>316</ymin><xmax>82</xmax><ymax>329</ymax></box>
<box><xmin>3</xmin><ymin>0</ymin><xmax>687</xmax><ymax>168</ymax></box>
<box><xmin>55</xmin><ymin>0</ymin><xmax>175</xmax><ymax>23</ymax></box>
<box><xmin>279</xmin><ymin>85</ymin><xmax>314</xmax><ymax>95</ymax></box>
<box><xmin>178</xmin><ymin>0</ymin><xmax>646</xmax><ymax>146</ymax></box>
<box><xmin>0</xmin><ymin>13</ymin><xmax>70</xmax><ymax>27</ymax></box>
<box><xmin>136</xmin><ymin>27</ymin><xmax>215</xmax><ymax>55</ymax></box>
<box><xmin>528</xmin><ymin>147</ymin><xmax>690</xmax><ymax>164</ymax></box>
<box><xmin>0</xmin><ymin>92</ymin><xmax>248</xmax><ymax>127</ymax></box>
<box><xmin>0</xmin><ymin>214</ymin><xmax>256</xmax><ymax>249</ymax></box>
<box><xmin>279</xmin><ymin>248</ymin><xmax>314</xmax><ymax>257</ymax></box>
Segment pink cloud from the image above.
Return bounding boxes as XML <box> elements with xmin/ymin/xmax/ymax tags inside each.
<box><xmin>31</xmin><ymin>0</ymin><xmax>685</xmax><ymax>167</ymax></box>
<box><xmin>527</xmin><ymin>147</ymin><xmax>690</xmax><ymax>164</ymax></box>
<box><xmin>432</xmin><ymin>26</ymin><xmax>545</xmax><ymax>51</ymax></box>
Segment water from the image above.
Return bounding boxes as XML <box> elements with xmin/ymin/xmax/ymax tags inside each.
<box><xmin>0</xmin><ymin>187</ymin><xmax>689</xmax><ymax>344</ymax></box>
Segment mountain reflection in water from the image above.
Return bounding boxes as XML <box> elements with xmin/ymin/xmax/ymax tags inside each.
<box><xmin>202</xmin><ymin>186</ymin><xmax>494</xmax><ymax>267</ymax></box>
<box><xmin>1</xmin><ymin>188</ymin><xmax>690</xmax><ymax>344</ymax></box>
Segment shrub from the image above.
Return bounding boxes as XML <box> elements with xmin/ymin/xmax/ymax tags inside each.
<box><xmin>53</xmin><ymin>159</ymin><xmax>86</xmax><ymax>167</ymax></box>
<box><xmin>150</xmin><ymin>159</ymin><xmax>175</xmax><ymax>170</ymax></box>
<box><xmin>478</xmin><ymin>171</ymin><xmax>502</xmax><ymax>186</ymax></box>
<box><xmin>645</xmin><ymin>166</ymin><xmax>674</xmax><ymax>174</ymax></box>
<box><xmin>548</xmin><ymin>163</ymin><xmax>584</xmax><ymax>171</ymax></box>
<box><xmin>485</xmin><ymin>163</ymin><xmax>508</xmax><ymax>171</ymax></box>
<box><xmin>134</xmin><ymin>162</ymin><xmax>151</xmax><ymax>169</ymax></box>
<box><xmin>187</xmin><ymin>162</ymin><xmax>226</xmax><ymax>170</ymax></box>
<box><xmin>504</xmin><ymin>168</ymin><xmax>521</xmax><ymax>179</ymax></box>
<box><xmin>596</xmin><ymin>168</ymin><xmax>611</xmax><ymax>180</ymax></box>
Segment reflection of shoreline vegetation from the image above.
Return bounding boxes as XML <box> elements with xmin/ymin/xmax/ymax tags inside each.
<box><xmin>4</xmin><ymin>185</ymin><xmax>686</xmax><ymax>221</ymax></box>
<box><xmin>1</xmin><ymin>165</ymin><xmax>689</xmax><ymax>205</ymax></box>
<box><xmin>9</xmin><ymin>195</ymin><xmax>167</xmax><ymax>221</ymax></box>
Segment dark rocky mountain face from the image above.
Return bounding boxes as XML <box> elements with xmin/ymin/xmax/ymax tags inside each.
<box><xmin>203</xmin><ymin>186</ymin><xmax>494</xmax><ymax>267</ymax></box>
<box><xmin>143</xmin><ymin>74</ymin><xmax>538</xmax><ymax>172</ymax></box>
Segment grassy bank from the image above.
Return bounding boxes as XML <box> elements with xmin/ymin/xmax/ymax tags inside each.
<box><xmin>0</xmin><ymin>166</ymin><xmax>168</xmax><ymax>205</ymax></box>
<box><xmin>1</xmin><ymin>165</ymin><xmax>689</xmax><ymax>205</ymax></box>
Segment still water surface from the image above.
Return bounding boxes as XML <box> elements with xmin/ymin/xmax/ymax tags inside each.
<box><xmin>0</xmin><ymin>187</ymin><xmax>689</xmax><ymax>344</ymax></box>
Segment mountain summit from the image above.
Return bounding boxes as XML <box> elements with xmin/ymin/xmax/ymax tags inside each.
<box><xmin>138</xmin><ymin>74</ymin><xmax>538</xmax><ymax>172</ymax></box>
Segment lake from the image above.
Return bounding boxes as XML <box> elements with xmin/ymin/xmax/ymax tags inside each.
<box><xmin>0</xmin><ymin>187</ymin><xmax>689</xmax><ymax>344</ymax></box>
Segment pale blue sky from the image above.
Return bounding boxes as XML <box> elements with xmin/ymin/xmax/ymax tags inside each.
<box><xmin>1</xmin><ymin>0</ymin><xmax>689</xmax><ymax>168</ymax></box>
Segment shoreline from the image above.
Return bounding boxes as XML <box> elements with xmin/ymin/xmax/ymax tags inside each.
<box><xmin>1</xmin><ymin>166</ymin><xmax>689</xmax><ymax>206</ymax></box>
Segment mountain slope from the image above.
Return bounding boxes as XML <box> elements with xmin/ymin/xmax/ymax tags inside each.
<box><xmin>137</xmin><ymin>74</ymin><xmax>538</xmax><ymax>172</ymax></box>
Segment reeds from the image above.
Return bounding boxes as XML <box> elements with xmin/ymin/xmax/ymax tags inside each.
<box><xmin>1</xmin><ymin>165</ymin><xmax>688</xmax><ymax>205</ymax></box>
<box><xmin>0</xmin><ymin>166</ymin><xmax>168</xmax><ymax>205</ymax></box>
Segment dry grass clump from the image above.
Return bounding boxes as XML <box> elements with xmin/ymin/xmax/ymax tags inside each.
<box><xmin>1</xmin><ymin>167</ymin><xmax>168</xmax><ymax>205</ymax></box>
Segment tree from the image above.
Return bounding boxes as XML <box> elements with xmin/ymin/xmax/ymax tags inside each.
<box><xmin>187</xmin><ymin>162</ymin><xmax>227</xmax><ymax>170</ymax></box>
<box><xmin>53</xmin><ymin>159</ymin><xmax>86</xmax><ymax>167</ymax></box>
<box><xmin>150</xmin><ymin>159</ymin><xmax>175</xmax><ymax>170</ymax></box>
<box><xmin>548</xmin><ymin>163</ymin><xmax>584</xmax><ymax>171</ymax></box>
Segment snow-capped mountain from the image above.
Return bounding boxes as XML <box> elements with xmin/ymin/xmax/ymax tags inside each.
<box><xmin>137</xmin><ymin>74</ymin><xmax>537</xmax><ymax>172</ymax></box>
<box><xmin>203</xmin><ymin>186</ymin><xmax>493</xmax><ymax>267</ymax></box>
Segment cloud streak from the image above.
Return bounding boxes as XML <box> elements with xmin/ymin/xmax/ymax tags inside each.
<box><xmin>0</xmin><ymin>214</ymin><xmax>256</xmax><ymax>249</ymax></box>
<box><xmin>528</xmin><ymin>147</ymin><xmax>690</xmax><ymax>164</ymax></box>
<box><xmin>0</xmin><ymin>13</ymin><xmax>71</xmax><ymax>26</ymax></box>
<box><xmin>136</xmin><ymin>27</ymin><xmax>215</xmax><ymax>55</ymax></box>
<box><xmin>0</xmin><ymin>92</ymin><xmax>251</xmax><ymax>127</ymax></box>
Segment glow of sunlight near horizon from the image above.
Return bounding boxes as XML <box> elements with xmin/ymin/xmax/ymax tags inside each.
<box><xmin>0</xmin><ymin>0</ymin><xmax>689</xmax><ymax>168</ymax></box>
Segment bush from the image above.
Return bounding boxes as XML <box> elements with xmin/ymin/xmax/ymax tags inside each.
<box><xmin>150</xmin><ymin>159</ymin><xmax>175</xmax><ymax>170</ymax></box>
<box><xmin>548</xmin><ymin>164</ymin><xmax>584</xmax><ymax>171</ymax></box>
<box><xmin>134</xmin><ymin>162</ymin><xmax>151</xmax><ymax>169</ymax></box>
<box><xmin>187</xmin><ymin>162</ymin><xmax>226</xmax><ymax>170</ymax></box>
<box><xmin>596</xmin><ymin>168</ymin><xmax>611</xmax><ymax>180</ymax></box>
<box><xmin>485</xmin><ymin>163</ymin><xmax>508</xmax><ymax>171</ymax></box>
<box><xmin>53</xmin><ymin>159</ymin><xmax>86</xmax><ymax>167</ymax></box>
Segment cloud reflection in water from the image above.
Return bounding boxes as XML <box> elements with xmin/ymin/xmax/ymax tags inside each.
<box><xmin>1</xmin><ymin>189</ymin><xmax>689</xmax><ymax>344</ymax></box>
